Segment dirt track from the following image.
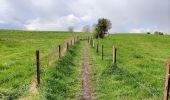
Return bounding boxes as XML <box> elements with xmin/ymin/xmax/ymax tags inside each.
<box><xmin>81</xmin><ymin>43</ymin><xmax>92</xmax><ymax>100</ymax></box>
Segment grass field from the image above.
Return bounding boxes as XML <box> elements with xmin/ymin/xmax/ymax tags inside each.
<box><xmin>0</xmin><ymin>30</ymin><xmax>83</xmax><ymax>99</ymax></box>
<box><xmin>1</xmin><ymin>30</ymin><xmax>170</xmax><ymax>99</ymax></box>
<box><xmin>89</xmin><ymin>34</ymin><xmax>170</xmax><ymax>99</ymax></box>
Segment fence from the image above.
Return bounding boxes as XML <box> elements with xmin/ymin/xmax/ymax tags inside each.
<box><xmin>34</xmin><ymin>36</ymin><xmax>170</xmax><ymax>99</ymax></box>
<box><xmin>48</xmin><ymin>37</ymin><xmax>79</xmax><ymax>65</ymax></box>
<box><xmin>88</xmin><ymin>37</ymin><xmax>170</xmax><ymax>99</ymax></box>
<box><xmin>35</xmin><ymin>36</ymin><xmax>79</xmax><ymax>85</ymax></box>
<box><xmin>88</xmin><ymin>37</ymin><xmax>117</xmax><ymax>65</ymax></box>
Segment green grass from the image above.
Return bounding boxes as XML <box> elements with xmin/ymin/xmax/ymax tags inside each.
<box><xmin>2</xmin><ymin>30</ymin><xmax>169</xmax><ymax>99</ymax></box>
<box><xmin>89</xmin><ymin>34</ymin><xmax>170</xmax><ymax>99</ymax></box>
<box><xmin>39</xmin><ymin>41</ymin><xmax>83</xmax><ymax>100</ymax></box>
<box><xmin>0</xmin><ymin>30</ymin><xmax>85</xmax><ymax>99</ymax></box>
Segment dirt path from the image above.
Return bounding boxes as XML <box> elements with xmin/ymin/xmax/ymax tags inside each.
<box><xmin>81</xmin><ymin>43</ymin><xmax>92</xmax><ymax>100</ymax></box>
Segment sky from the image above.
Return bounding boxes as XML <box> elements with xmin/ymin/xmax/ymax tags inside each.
<box><xmin>0</xmin><ymin>0</ymin><xmax>169</xmax><ymax>33</ymax></box>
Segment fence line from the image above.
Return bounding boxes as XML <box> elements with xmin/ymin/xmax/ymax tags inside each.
<box><xmin>89</xmin><ymin>38</ymin><xmax>170</xmax><ymax>99</ymax></box>
<box><xmin>89</xmin><ymin>38</ymin><xmax>117</xmax><ymax>64</ymax></box>
<box><xmin>48</xmin><ymin>37</ymin><xmax>78</xmax><ymax>65</ymax></box>
<box><xmin>35</xmin><ymin>36</ymin><xmax>80</xmax><ymax>86</ymax></box>
<box><xmin>88</xmin><ymin>38</ymin><xmax>160</xmax><ymax>97</ymax></box>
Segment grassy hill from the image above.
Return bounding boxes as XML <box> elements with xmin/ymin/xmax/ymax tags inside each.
<box><xmin>0</xmin><ymin>30</ymin><xmax>85</xmax><ymax>99</ymax></box>
<box><xmin>90</xmin><ymin>34</ymin><xmax>170</xmax><ymax>99</ymax></box>
<box><xmin>1</xmin><ymin>31</ymin><xmax>170</xmax><ymax>99</ymax></box>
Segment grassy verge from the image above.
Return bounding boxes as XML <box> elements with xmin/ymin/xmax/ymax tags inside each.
<box><xmin>89</xmin><ymin>34</ymin><xmax>169</xmax><ymax>99</ymax></box>
<box><xmin>38</xmin><ymin>41</ymin><xmax>83</xmax><ymax>100</ymax></box>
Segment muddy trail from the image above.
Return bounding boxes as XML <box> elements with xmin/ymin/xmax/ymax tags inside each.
<box><xmin>81</xmin><ymin>43</ymin><xmax>92</xmax><ymax>100</ymax></box>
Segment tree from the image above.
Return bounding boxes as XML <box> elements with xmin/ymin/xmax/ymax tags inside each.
<box><xmin>68</xmin><ymin>26</ymin><xmax>74</xmax><ymax>32</ymax></box>
<box><xmin>154</xmin><ymin>31</ymin><xmax>163</xmax><ymax>35</ymax></box>
<box><xmin>82</xmin><ymin>25</ymin><xmax>90</xmax><ymax>33</ymax></box>
<box><xmin>147</xmin><ymin>32</ymin><xmax>151</xmax><ymax>34</ymax></box>
<box><xmin>94</xmin><ymin>18</ymin><xmax>112</xmax><ymax>38</ymax></box>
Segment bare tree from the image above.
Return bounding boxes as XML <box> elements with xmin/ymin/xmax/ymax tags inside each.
<box><xmin>82</xmin><ymin>25</ymin><xmax>90</xmax><ymax>33</ymax></box>
<box><xmin>68</xmin><ymin>26</ymin><xmax>74</xmax><ymax>32</ymax></box>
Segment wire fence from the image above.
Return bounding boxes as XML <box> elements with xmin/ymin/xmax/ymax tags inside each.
<box><xmin>88</xmin><ymin>37</ymin><xmax>166</xmax><ymax>99</ymax></box>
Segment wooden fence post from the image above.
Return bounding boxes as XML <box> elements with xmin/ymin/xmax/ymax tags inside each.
<box><xmin>102</xmin><ymin>45</ymin><xmax>104</xmax><ymax>60</ymax></box>
<box><xmin>91</xmin><ymin>39</ymin><xmax>93</xmax><ymax>46</ymax></box>
<box><xmin>96</xmin><ymin>43</ymin><xmax>99</xmax><ymax>53</ymax></box>
<box><xmin>67</xmin><ymin>42</ymin><xmax>69</xmax><ymax>50</ymax></box>
<box><xmin>113</xmin><ymin>47</ymin><xmax>117</xmax><ymax>64</ymax></box>
<box><xmin>89</xmin><ymin>39</ymin><xmax>91</xmax><ymax>45</ymax></box>
<box><xmin>74</xmin><ymin>37</ymin><xmax>75</xmax><ymax>44</ymax></box>
<box><xmin>164</xmin><ymin>59</ymin><xmax>170</xmax><ymax>100</ymax></box>
<box><xmin>59</xmin><ymin>45</ymin><xmax>61</xmax><ymax>58</ymax></box>
<box><xmin>71</xmin><ymin>40</ymin><xmax>72</xmax><ymax>45</ymax></box>
<box><xmin>90</xmin><ymin>39</ymin><xmax>91</xmax><ymax>45</ymax></box>
<box><xmin>93</xmin><ymin>40</ymin><xmax>95</xmax><ymax>47</ymax></box>
<box><xmin>36</xmin><ymin>50</ymin><xmax>40</xmax><ymax>85</ymax></box>
<box><xmin>89</xmin><ymin>38</ymin><xmax>90</xmax><ymax>44</ymax></box>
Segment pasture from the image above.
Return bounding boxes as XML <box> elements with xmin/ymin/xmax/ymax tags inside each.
<box><xmin>0</xmin><ymin>31</ymin><xmax>169</xmax><ymax>99</ymax></box>
<box><xmin>0</xmin><ymin>30</ymin><xmax>81</xmax><ymax>99</ymax></box>
<box><xmin>90</xmin><ymin>34</ymin><xmax>170</xmax><ymax>99</ymax></box>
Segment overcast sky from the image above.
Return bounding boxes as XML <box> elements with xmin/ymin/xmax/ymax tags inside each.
<box><xmin>0</xmin><ymin>0</ymin><xmax>169</xmax><ymax>33</ymax></box>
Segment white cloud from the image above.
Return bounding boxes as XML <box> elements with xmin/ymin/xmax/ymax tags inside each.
<box><xmin>80</xmin><ymin>15</ymin><xmax>92</xmax><ymax>21</ymax></box>
<box><xmin>131</xmin><ymin>28</ymin><xmax>150</xmax><ymax>33</ymax></box>
<box><xmin>0</xmin><ymin>0</ymin><xmax>169</xmax><ymax>33</ymax></box>
<box><xmin>31</xmin><ymin>0</ymin><xmax>53</xmax><ymax>7</ymax></box>
<box><xmin>0</xmin><ymin>20</ymin><xmax>5</xmax><ymax>24</ymax></box>
<box><xmin>24</xmin><ymin>14</ymin><xmax>88</xmax><ymax>31</ymax></box>
<box><xmin>130</xmin><ymin>26</ymin><xmax>160</xmax><ymax>33</ymax></box>
<box><xmin>0</xmin><ymin>0</ymin><xmax>8</xmax><ymax>12</ymax></box>
<box><xmin>63</xmin><ymin>14</ymin><xmax>80</xmax><ymax>25</ymax></box>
